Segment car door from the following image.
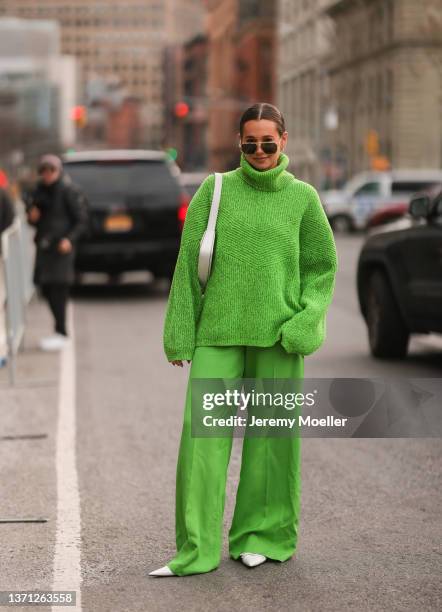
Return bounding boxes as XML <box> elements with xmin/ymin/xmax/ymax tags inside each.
<box><xmin>351</xmin><ymin>180</ymin><xmax>383</xmax><ymax>229</ymax></box>
<box><xmin>397</xmin><ymin>203</ymin><xmax>442</xmax><ymax>326</ymax></box>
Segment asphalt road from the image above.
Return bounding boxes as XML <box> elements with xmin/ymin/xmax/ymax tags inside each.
<box><xmin>1</xmin><ymin>234</ymin><xmax>441</xmax><ymax>611</ymax></box>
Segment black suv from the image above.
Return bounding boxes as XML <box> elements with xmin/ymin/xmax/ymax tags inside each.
<box><xmin>62</xmin><ymin>150</ymin><xmax>190</xmax><ymax>283</ymax></box>
<box><xmin>357</xmin><ymin>184</ymin><xmax>442</xmax><ymax>358</ymax></box>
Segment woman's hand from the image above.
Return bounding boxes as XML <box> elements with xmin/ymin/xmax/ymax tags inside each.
<box><xmin>58</xmin><ymin>237</ymin><xmax>73</xmax><ymax>254</ymax></box>
<box><xmin>170</xmin><ymin>359</ymin><xmax>191</xmax><ymax>367</ymax></box>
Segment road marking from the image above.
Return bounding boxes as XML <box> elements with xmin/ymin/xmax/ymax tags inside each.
<box><xmin>51</xmin><ymin>302</ymin><xmax>82</xmax><ymax>612</ymax></box>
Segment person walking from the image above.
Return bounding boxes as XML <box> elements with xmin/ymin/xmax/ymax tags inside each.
<box><xmin>26</xmin><ymin>154</ymin><xmax>89</xmax><ymax>351</ymax></box>
<box><xmin>150</xmin><ymin>103</ymin><xmax>338</xmax><ymax>577</ymax></box>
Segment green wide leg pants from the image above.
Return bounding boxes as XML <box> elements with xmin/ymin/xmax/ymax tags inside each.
<box><xmin>167</xmin><ymin>341</ymin><xmax>304</xmax><ymax>577</ymax></box>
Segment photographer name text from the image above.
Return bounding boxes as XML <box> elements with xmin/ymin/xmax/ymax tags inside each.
<box><xmin>202</xmin><ymin>415</ymin><xmax>348</xmax><ymax>428</ymax></box>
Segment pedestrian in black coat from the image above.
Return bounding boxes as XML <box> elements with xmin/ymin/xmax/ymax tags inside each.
<box><xmin>26</xmin><ymin>154</ymin><xmax>89</xmax><ymax>351</ymax></box>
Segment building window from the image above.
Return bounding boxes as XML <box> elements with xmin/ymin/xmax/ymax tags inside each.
<box><xmin>368</xmin><ymin>74</ymin><xmax>375</xmax><ymax>115</ymax></box>
<box><xmin>377</xmin><ymin>5</ymin><xmax>385</xmax><ymax>46</ymax></box>
<box><xmin>283</xmin><ymin>80</ymin><xmax>290</xmax><ymax>120</ymax></box>
<box><xmin>339</xmin><ymin>84</ymin><xmax>346</xmax><ymax>121</ymax></box>
<box><xmin>376</xmin><ymin>72</ymin><xmax>383</xmax><ymax>111</ymax></box>
<box><xmin>359</xmin><ymin>80</ymin><xmax>365</xmax><ymax>113</ymax></box>
<box><xmin>385</xmin><ymin>68</ymin><xmax>393</xmax><ymax>108</ymax></box>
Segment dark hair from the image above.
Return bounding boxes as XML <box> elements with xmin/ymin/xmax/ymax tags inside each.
<box><xmin>239</xmin><ymin>103</ymin><xmax>286</xmax><ymax>138</ymax></box>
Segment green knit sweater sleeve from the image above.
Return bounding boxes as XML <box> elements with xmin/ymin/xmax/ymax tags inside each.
<box><xmin>163</xmin><ymin>174</ymin><xmax>214</xmax><ymax>361</ymax></box>
<box><xmin>280</xmin><ymin>184</ymin><xmax>338</xmax><ymax>356</ymax></box>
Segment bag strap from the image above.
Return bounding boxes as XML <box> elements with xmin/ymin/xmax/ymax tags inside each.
<box><xmin>206</xmin><ymin>172</ymin><xmax>222</xmax><ymax>231</ymax></box>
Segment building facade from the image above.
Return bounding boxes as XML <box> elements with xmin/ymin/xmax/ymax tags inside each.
<box><xmin>206</xmin><ymin>0</ymin><xmax>277</xmax><ymax>170</ymax></box>
<box><xmin>277</xmin><ymin>0</ymin><xmax>334</xmax><ymax>186</ymax></box>
<box><xmin>322</xmin><ymin>0</ymin><xmax>442</xmax><ymax>183</ymax></box>
<box><xmin>206</xmin><ymin>0</ymin><xmax>240</xmax><ymax>170</ymax></box>
<box><xmin>0</xmin><ymin>0</ymin><xmax>204</xmax><ymax>148</ymax></box>
<box><xmin>0</xmin><ymin>17</ymin><xmax>79</xmax><ymax>162</ymax></box>
<box><xmin>235</xmin><ymin>2</ymin><xmax>276</xmax><ymax>106</ymax></box>
<box><xmin>278</xmin><ymin>0</ymin><xmax>442</xmax><ymax>188</ymax></box>
<box><xmin>179</xmin><ymin>34</ymin><xmax>209</xmax><ymax>170</ymax></box>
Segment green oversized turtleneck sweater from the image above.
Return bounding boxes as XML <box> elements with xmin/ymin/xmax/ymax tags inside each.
<box><xmin>163</xmin><ymin>152</ymin><xmax>338</xmax><ymax>361</ymax></box>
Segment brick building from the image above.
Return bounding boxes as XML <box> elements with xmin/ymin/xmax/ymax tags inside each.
<box><xmin>181</xmin><ymin>34</ymin><xmax>209</xmax><ymax>169</ymax></box>
<box><xmin>206</xmin><ymin>0</ymin><xmax>277</xmax><ymax>170</ymax></box>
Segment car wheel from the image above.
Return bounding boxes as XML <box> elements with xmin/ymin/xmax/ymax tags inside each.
<box><xmin>366</xmin><ymin>270</ymin><xmax>409</xmax><ymax>359</ymax></box>
<box><xmin>330</xmin><ymin>214</ymin><xmax>353</xmax><ymax>233</ymax></box>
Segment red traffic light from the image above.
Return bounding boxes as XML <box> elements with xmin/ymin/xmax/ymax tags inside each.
<box><xmin>174</xmin><ymin>101</ymin><xmax>189</xmax><ymax>118</ymax></box>
<box><xmin>71</xmin><ymin>105</ymin><xmax>87</xmax><ymax>121</ymax></box>
<box><xmin>0</xmin><ymin>169</ymin><xmax>8</xmax><ymax>188</ymax></box>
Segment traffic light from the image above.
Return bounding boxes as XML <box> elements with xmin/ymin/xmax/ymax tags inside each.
<box><xmin>0</xmin><ymin>169</ymin><xmax>8</xmax><ymax>189</ymax></box>
<box><xmin>365</xmin><ymin>129</ymin><xmax>379</xmax><ymax>156</ymax></box>
<box><xmin>166</xmin><ymin>147</ymin><xmax>178</xmax><ymax>161</ymax></box>
<box><xmin>71</xmin><ymin>105</ymin><xmax>87</xmax><ymax>128</ymax></box>
<box><xmin>174</xmin><ymin>101</ymin><xmax>189</xmax><ymax>119</ymax></box>
<box><xmin>371</xmin><ymin>156</ymin><xmax>390</xmax><ymax>171</ymax></box>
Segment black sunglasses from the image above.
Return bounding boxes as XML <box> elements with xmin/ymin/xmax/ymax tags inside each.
<box><xmin>240</xmin><ymin>141</ymin><xmax>279</xmax><ymax>155</ymax></box>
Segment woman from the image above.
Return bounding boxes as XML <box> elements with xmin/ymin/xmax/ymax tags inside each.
<box><xmin>150</xmin><ymin>103</ymin><xmax>338</xmax><ymax>577</ymax></box>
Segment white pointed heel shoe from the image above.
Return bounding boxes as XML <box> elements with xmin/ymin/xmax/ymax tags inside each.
<box><xmin>148</xmin><ymin>565</ymin><xmax>175</xmax><ymax>577</ymax></box>
<box><xmin>240</xmin><ymin>552</ymin><xmax>267</xmax><ymax>567</ymax></box>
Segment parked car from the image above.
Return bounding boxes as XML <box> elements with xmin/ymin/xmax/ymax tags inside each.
<box><xmin>322</xmin><ymin>169</ymin><xmax>442</xmax><ymax>233</ymax></box>
<box><xmin>62</xmin><ymin>150</ymin><xmax>190</xmax><ymax>283</ymax></box>
<box><xmin>366</xmin><ymin>202</ymin><xmax>409</xmax><ymax>229</ymax></box>
<box><xmin>179</xmin><ymin>171</ymin><xmax>209</xmax><ymax>198</ymax></box>
<box><xmin>356</xmin><ymin>184</ymin><xmax>442</xmax><ymax>358</ymax></box>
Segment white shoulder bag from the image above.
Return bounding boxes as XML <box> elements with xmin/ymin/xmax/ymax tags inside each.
<box><xmin>198</xmin><ymin>172</ymin><xmax>222</xmax><ymax>290</ymax></box>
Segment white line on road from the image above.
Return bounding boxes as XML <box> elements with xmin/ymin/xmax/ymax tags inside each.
<box><xmin>51</xmin><ymin>302</ymin><xmax>82</xmax><ymax>612</ymax></box>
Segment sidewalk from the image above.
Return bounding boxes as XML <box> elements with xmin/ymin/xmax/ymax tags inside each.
<box><xmin>0</xmin><ymin>290</ymin><xmax>60</xmax><ymax>389</ymax></box>
<box><xmin>0</xmin><ymin>291</ymin><xmax>61</xmax><ymax>590</ymax></box>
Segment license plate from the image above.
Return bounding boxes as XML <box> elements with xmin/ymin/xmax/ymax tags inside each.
<box><xmin>104</xmin><ymin>214</ymin><xmax>133</xmax><ymax>232</ymax></box>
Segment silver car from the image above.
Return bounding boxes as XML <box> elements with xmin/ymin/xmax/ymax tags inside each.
<box><xmin>321</xmin><ymin>169</ymin><xmax>442</xmax><ymax>232</ymax></box>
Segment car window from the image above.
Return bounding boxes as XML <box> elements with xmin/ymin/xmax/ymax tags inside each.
<box><xmin>64</xmin><ymin>160</ymin><xmax>179</xmax><ymax>198</ymax></box>
<box><xmin>391</xmin><ymin>180</ymin><xmax>440</xmax><ymax>193</ymax></box>
<box><xmin>354</xmin><ymin>182</ymin><xmax>380</xmax><ymax>197</ymax></box>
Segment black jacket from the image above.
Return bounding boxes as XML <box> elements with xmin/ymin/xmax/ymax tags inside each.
<box><xmin>27</xmin><ymin>173</ymin><xmax>89</xmax><ymax>285</ymax></box>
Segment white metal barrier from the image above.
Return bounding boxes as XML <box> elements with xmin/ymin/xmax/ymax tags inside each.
<box><xmin>15</xmin><ymin>202</ymin><xmax>35</xmax><ymax>303</ymax></box>
<box><xmin>1</xmin><ymin>209</ymin><xmax>35</xmax><ymax>385</ymax></box>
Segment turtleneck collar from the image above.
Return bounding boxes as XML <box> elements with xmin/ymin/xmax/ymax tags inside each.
<box><xmin>237</xmin><ymin>151</ymin><xmax>293</xmax><ymax>192</ymax></box>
